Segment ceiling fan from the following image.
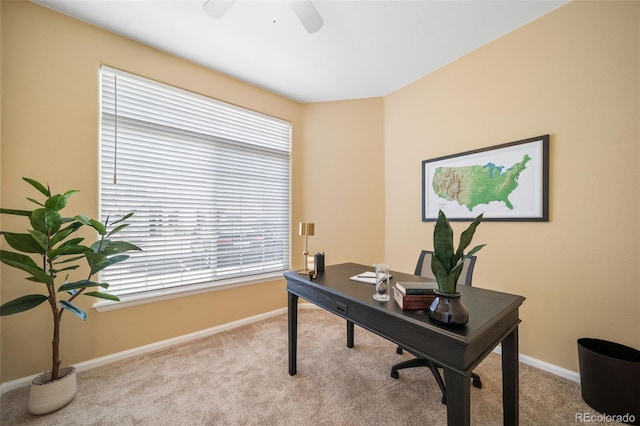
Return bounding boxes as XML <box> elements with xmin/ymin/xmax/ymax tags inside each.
<box><xmin>203</xmin><ymin>0</ymin><xmax>324</xmax><ymax>34</ymax></box>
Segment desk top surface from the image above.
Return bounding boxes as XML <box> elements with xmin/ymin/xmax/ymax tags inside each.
<box><xmin>285</xmin><ymin>262</ymin><xmax>525</xmax><ymax>343</ymax></box>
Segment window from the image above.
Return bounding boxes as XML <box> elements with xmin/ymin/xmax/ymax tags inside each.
<box><xmin>99</xmin><ymin>66</ymin><xmax>291</xmax><ymax>300</ymax></box>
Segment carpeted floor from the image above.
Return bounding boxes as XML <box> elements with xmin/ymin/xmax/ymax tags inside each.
<box><xmin>0</xmin><ymin>307</ymin><xmax>624</xmax><ymax>425</ymax></box>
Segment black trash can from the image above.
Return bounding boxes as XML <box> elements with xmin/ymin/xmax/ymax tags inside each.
<box><xmin>577</xmin><ymin>338</ymin><xmax>640</xmax><ymax>425</ymax></box>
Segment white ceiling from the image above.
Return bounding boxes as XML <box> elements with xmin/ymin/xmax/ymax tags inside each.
<box><xmin>33</xmin><ymin>0</ymin><xmax>567</xmax><ymax>103</ymax></box>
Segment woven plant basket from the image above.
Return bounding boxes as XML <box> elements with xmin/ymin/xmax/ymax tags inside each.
<box><xmin>28</xmin><ymin>366</ymin><xmax>77</xmax><ymax>415</ymax></box>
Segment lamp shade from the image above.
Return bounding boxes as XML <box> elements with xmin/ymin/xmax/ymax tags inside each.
<box><xmin>299</xmin><ymin>222</ymin><xmax>315</xmax><ymax>236</ymax></box>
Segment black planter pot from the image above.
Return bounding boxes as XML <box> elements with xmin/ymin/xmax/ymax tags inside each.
<box><xmin>428</xmin><ymin>290</ymin><xmax>469</xmax><ymax>326</ymax></box>
<box><xmin>577</xmin><ymin>338</ymin><xmax>640</xmax><ymax>425</ymax></box>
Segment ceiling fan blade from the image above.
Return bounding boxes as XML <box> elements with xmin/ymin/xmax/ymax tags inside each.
<box><xmin>290</xmin><ymin>0</ymin><xmax>323</xmax><ymax>34</ymax></box>
<box><xmin>203</xmin><ymin>0</ymin><xmax>236</xmax><ymax>19</ymax></box>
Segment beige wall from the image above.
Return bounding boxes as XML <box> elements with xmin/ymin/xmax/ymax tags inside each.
<box><xmin>1</xmin><ymin>0</ymin><xmax>638</xmax><ymax>384</ymax></box>
<box><xmin>298</xmin><ymin>99</ymin><xmax>385</xmax><ymax>267</ymax></box>
<box><xmin>384</xmin><ymin>0</ymin><xmax>639</xmax><ymax>372</ymax></box>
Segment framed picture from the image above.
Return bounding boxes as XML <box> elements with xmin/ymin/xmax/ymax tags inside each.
<box><xmin>422</xmin><ymin>135</ymin><xmax>549</xmax><ymax>221</ymax></box>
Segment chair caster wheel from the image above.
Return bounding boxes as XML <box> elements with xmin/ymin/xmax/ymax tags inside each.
<box><xmin>472</xmin><ymin>377</ymin><xmax>482</xmax><ymax>388</ymax></box>
<box><xmin>396</xmin><ymin>346</ymin><xmax>403</xmax><ymax>354</ymax></box>
<box><xmin>390</xmin><ymin>371</ymin><xmax>399</xmax><ymax>379</ymax></box>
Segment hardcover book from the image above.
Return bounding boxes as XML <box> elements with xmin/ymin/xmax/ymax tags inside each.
<box><xmin>393</xmin><ymin>287</ymin><xmax>435</xmax><ymax>310</ymax></box>
<box><xmin>395</xmin><ymin>281</ymin><xmax>438</xmax><ymax>295</ymax></box>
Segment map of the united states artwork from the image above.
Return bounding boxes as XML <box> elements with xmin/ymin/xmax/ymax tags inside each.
<box><xmin>423</xmin><ymin>135</ymin><xmax>548</xmax><ymax>221</ymax></box>
<box><xmin>432</xmin><ymin>155</ymin><xmax>531</xmax><ymax>211</ymax></box>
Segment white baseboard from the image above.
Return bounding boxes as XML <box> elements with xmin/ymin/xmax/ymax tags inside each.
<box><xmin>1</xmin><ymin>303</ymin><xmax>580</xmax><ymax>396</ymax></box>
<box><xmin>492</xmin><ymin>347</ymin><xmax>580</xmax><ymax>383</ymax></box>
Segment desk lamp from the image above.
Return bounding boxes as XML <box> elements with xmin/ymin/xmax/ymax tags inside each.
<box><xmin>298</xmin><ymin>222</ymin><xmax>315</xmax><ymax>275</ymax></box>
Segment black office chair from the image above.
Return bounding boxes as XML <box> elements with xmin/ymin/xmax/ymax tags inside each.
<box><xmin>390</xmin><ymin>250</ymin><xmax>482</xmax><ymax>404</ymax></box>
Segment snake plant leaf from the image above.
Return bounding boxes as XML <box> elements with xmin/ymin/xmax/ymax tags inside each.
<box><xmin>466</xmin><ymin>244</ymin><xmax>486</xmax><ymax>258</ymax></box>
<box><xmin>23</xmin><ymin>177</ymin><xmax>50</xmax><ymax>197</ymax></box>
<box><xmin>450</xmin><ymin>259</ymin><xmax>464</xmax><ymax>274</ymax></box>
<box><xmin>30</xmin><ymin>208</ymin><xmax>61</xmax><ymax>234</ymax></box>
<box><xmin>431</xmin><ymin>254</ymin><xmax>451</xmax><ymax>290</ymax></box>
<box><xmin>59</xmin><ymin>300</ymin><xmax>87</xmax><ymax>321</ymax></box>
<box><xmin>0</xmin><ymin>294</ymin><xmax>49</xmax><ymax>316</ymax></box>
<box><xmin>454</xmin><ymin>213</ymin><xmax>484</xmax><ymax>263</ymax></box>
<box><xmin>84</xmin><ymin>291</ymin><xmax>120</xmax><ymax>302</ymax></box>
<box><xmin>446</xmin><ymin>270</ymin><xmax>460</xmax><ymax>292</ymax></box>
<box><xmin>433</xmin><ymin>210</ymin><xmax>454</xmax><ymax>271</ymax></box>
<box><xmin>3</xmin><ymin>232</ymin><xmax>45</xmax><ymax>254</ymax></box>
<box><xmin>448</xmin><ymin>261</ymin><xmax>464</xmax><ymax>286</ymax></box>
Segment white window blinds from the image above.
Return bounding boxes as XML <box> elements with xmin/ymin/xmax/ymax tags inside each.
<box><xmin>99</xmin><ymin>66</ymin><xmax>291</xmax><ymax>298</ymax></box>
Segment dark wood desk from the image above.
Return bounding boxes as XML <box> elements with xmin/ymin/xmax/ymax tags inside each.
<box><xmin>285</xmin><ymin>262</ymin><xmax>525</xmax><ymax>426</ymax></box>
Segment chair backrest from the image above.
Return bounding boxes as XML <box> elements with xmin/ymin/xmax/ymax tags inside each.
<box><xmin>414</xmin><ymin>250</ymin><xmax>477</xmax><ymax>286</ymax></box>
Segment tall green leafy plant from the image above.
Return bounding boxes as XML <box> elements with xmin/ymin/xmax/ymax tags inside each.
<box><xmin>431</xmin><ymin>210</ymin><xmax>485</xmax><ymax>294</ymax></box>
<box><xmin>0</xmin><ymin>178</ymin><xmax>141</xmax><ymax>381</ymax></box>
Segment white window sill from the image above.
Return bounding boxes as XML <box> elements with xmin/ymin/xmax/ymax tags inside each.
<box><xmin>93</xmin><ymin>271</ymin><xmax>285</xmax><ymax>312</ymax></box>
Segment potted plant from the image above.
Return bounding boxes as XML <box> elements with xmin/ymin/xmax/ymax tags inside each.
<box><xmin>429</xmin><ymin>209</ymin><xmax>485</xmax><ymax>326</ymax></box>
<box><xmin>0</xmin><ymin>178</ymin><xmax>141</xmax><ymax>414</ymax></box>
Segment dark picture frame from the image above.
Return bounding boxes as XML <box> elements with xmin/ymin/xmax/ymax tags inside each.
<box><xmin>422</xmin><ymin>135</ymin><xmax>549</xmax><ymax>221</ymax></box>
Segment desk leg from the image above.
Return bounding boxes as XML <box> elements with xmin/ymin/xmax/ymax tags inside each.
<box><xmin>288</xmin><ymin>291</ymin><xmax>298</xmax><ymax>376</ymax></box>
<box><xmin>502</xmin><ymin>327</ymin><xmax>519</xmax><ymax>425</ymax></box>
<box><xmin>346</xmin><ymin>320</ymin><xmax>354</xmax><ymax>348</ymax></box>
<box><xmin>444</xmin><ymin>369</ymin><xmax>471</xmax><ymax>426</ymax></box>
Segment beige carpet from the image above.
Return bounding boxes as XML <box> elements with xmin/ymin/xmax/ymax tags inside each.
<box><xmin>0</xmin><ymin>307</ymin><xmax>624</xmax><ymax>425</ymax></box>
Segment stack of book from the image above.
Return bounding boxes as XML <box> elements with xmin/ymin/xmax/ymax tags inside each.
<box><xmin>393</xmin><ymin>281</ymin><xmax>438</xmax><ymax>310</ymax></box>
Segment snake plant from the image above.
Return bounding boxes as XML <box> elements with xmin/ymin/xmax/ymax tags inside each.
<box><xmin>431</xmin><ymin>210</ymin><xmax>485</xmax><ymax>294</ymax></box>
<box><xmin>0</xmin><ymin>178</ymin><xmax>141</xmax><ymax>381</ymax></box>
